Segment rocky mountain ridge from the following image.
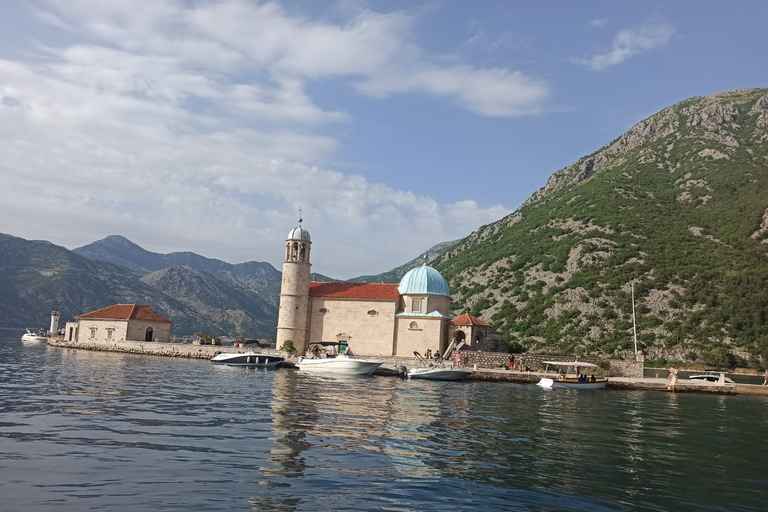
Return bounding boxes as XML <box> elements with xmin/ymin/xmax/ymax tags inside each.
<box><xmin>436</xmin><ymin>88</ymin><xmax>768</xmax><ymax>366</ymax></box>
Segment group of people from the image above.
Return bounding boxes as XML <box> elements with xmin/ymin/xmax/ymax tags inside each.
<box><xmin>422</xmin><ymin>349</ymin><xmax>467</xmax><ymax>367</ymax></box>
<box><xmin>508</xmin><ymin>354</ymin><xmax>527</xmax><ymax>372</ymax></box>
<box><xmin>577</xmin><ymin>374</ymin><xmax>597</xmax><ymax>383</ymax></box>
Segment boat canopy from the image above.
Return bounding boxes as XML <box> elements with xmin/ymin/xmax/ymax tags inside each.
<box><xmin>542</xmin><ymin>361</ymin><xmax>598</xmax><ymax>368</ymax></box>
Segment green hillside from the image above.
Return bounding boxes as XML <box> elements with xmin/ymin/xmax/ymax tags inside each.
<box><xmin>437</xmin><ymin>88</ymin><xmax>768</xmax><ymax>366</ymax></box>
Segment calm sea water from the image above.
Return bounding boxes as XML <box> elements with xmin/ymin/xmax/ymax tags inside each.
<box><xmin>1</xmin><ymin>329</ymin><xmax>767</xmax><ymax>511</ymax></box>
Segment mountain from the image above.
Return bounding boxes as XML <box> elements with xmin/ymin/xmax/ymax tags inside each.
<box><xmin>74</xmin><ymin>235</ymin><xmax>282</xmax><ymax>295</ymax></box>
<box><xmin>436</xmin><ymin>88</ymin><xmax>768</xmax><ymax>366</ymax></box>
<box><xmin>140</xmin><ymin>266</ymin><xmax>276</xmax><ymax>335</ymax></box>
<box><xmin>348</xmin><ymin>240</ymin><xmax>459</xmax><ymax>283</ymax></box>
<box><xmin>0</xmin><ymin>233</ymin><xmax>277</xmax><ymax>337</ymax></box>
<box><xmin>0</xmin><ymin>233</ymin><xmax>196</xmax><ymax>332</ymax></box>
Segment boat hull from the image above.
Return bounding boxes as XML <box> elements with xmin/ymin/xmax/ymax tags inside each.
<box><xmin>538</xmin><ymin>377</ymin><xmax>607</xmax><ymax>390</ymax></box>
<box><xmin>211</xmin><ymin>353</ymin><xmax>284</xmax><ymax>368</ymax></box>
<box><xmin>408</xmin><ymin>368</ymin><xmax>473</xmax><ymax>381</ymax></box>
<box><xmin>21</xmin><ymin>333</ymin><xmax>48</xmax><ymax>343</ymax></box>
<box><xmin>296</xmin><ymin>356</ymin><xmax>383</xmax><ymax>376</ymax></box>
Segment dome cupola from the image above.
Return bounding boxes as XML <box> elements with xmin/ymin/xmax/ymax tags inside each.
<box><xmin>398</xmin><ymin>266</ymin><xmax>450</xmax><ymax>297</ymax></box>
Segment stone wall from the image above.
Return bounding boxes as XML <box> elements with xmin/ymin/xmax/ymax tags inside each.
<box><xmin>48</xmin><ymin>338</ymin><xmax>288</xmax><ymax>361</ymax></box>
<box><xmin>456</xmin><ymin>351</ymin><xmax>644</xmax><ymax>377</ymax></box>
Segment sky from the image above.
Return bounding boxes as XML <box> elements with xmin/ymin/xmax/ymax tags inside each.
<box><xmin>1</xmin><ymin>1</ymin><xmax>767</xmax><ymax>279</ymax></box>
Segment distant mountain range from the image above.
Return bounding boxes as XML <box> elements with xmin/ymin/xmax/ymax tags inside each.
<box><xmin>0</xmin><ymin>232</ymin><xmax>453</xmax><ymax>337</ymax></box>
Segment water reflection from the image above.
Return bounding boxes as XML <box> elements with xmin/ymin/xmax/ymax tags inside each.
<box><xmin>3</xmin><ymin>333</ymin><xmax>768</xmax><ymax>512</ymax></box>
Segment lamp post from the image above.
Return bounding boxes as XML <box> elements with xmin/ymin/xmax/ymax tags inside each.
<box><xmin>631</xmin><ymin>283</ymin><xmax>638</xmax><ymax>361</ymax></box>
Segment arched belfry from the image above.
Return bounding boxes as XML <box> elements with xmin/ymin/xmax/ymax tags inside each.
<box><xmin>276</xmin><ymin>212</ymin><xmax>312</xmax><ymax>354</ymax></box>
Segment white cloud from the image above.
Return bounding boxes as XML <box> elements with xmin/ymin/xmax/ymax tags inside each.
<box><xmin>0</xmin><ymin>1</ymin><xmax>523</xmax><ymax>278</ymax></box>
<box><xmin>589</xmin><ymin>18</ymin><xmax>608</xmax><ymax>28</ymax></box>
<box><xmin>462</xmin><ymin>21</ymin><xmax>518</xmax><ymax>53</ymax></box>
<box><xmin>571</xmin><ymin>21</ymin><xmax>675</xmax><ymax>71</ymax></box>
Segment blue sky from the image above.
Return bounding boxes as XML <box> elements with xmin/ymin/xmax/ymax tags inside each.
<box><xmin>0</xmin><ymin>1</ymin><xmax>766</xmax><ymax>278</ymax></box>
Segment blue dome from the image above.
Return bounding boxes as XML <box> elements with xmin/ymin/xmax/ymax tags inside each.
<box><xmin>398</xmin><ymin>266</ymin><xmax>450</xmax><ymax>297</ymax></box>
<box><xmin>287</xmin><ymin>226</ymin><xmax>311</xmax><ymax>241</ymax></box>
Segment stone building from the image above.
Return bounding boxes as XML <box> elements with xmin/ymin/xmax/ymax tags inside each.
<box><xmin>275</xmin><ymin>221</ymin><xmax>456</xmax><ymax>357</ymax></box>
<box><xmin>64</xmin><ymin>304</ymin><xmax>172</xmax><ymax>343</ymax></box>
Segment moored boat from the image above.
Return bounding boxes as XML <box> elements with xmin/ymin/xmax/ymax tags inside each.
<box><xmin>403</xmin><ymin>351</ymin><xmax>473</xmax><ymax>381</ymax></box>
<box><xmin>297</xmin><ymin>346</ymin><xmax>382</xmax><ymax>376</ymax></box>
<box><xmin>21</xmin><ymin>328</ymin><xmax>49</xmax><ymax>343</ymax></box>
<box><xmin>537</xmin><ymin>361</ymin><xmax>608</xmax><ymax>389</ymax></box>
<box><xmin>211</xmin><ymin>352</ymin><xmax>285</xmax><ymax>368</ymax></box>
<box><xmin>407</xmin><ymin>365</ymin><xmax>473</xmax><ymax>381</ymax></box>
<box><xmin>689</xmin><ymin>371</ymin><xmax>734</xmax><ymax>384</ymax></box>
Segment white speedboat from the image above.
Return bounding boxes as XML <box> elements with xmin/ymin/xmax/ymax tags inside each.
<box><xmin>537</xmin><ymin>361</ymin><xmax>608</xmax><ymax>390</ymax></box>
<box><xmin>408</xmin><ymin>364</ymin><xmax>473</xmax><ymax>381</ymax></box>
<box><xmin>211</xmin><ymin>352</ymin><xmax>285</xmax><ymax>368</ymax></box>
<box><xmin>21</xmin><ymin>328</ymin><xmax>49</xmax><ymax>343</ymax></box>
<box><xmin>689</xmin><ymin>371</ymin><xmax>734</xmax><ymax>384</ymax></box>
<box><xmin>296</xmin><ymin>352</ymin><xmax>383</xmax><ymax>376</ymax></box>
<box><xmin>404</xmin><ymin>351</ymin><xmax>473</xmax><ymax>381</ymax></box>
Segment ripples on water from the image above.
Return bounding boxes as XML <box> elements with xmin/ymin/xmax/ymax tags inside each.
<box><xmin>1</xmin><ymin>330</ymin><xmax>767</xmax><ymax>511</ymax></box>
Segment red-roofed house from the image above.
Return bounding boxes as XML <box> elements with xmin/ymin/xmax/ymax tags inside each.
<box><xmin>449</xmin><ymin>313</ymin><xmax>491</xmax><ymax>349</ymax></box>
<box><xmin>64</xmin><ymin>304</ymin><xmax>172</xmax><ymax>343</ymax></box>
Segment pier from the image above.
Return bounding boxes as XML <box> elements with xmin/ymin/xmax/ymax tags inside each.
<box><xmin>46</xmin><ymin>338</ymin><xmax>768</xmax><ymax>397</ymax></box>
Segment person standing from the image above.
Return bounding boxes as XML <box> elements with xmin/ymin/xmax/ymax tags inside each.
<box><xmin>509</xmin><ymin>354</ymin><xmax>515</xmax><ymax>371</ymax></box>
<box><xmin>763</xmin><ymin>368</ymin><xmax>768</xmax><ymax>386</ymax></box>
<box><xmin>455</xmin><ymin>352</ymin><xmax>462</xmax><ymax>368</ymax></box>
<box><xmin>668</xmin><ymin>366</ymin><xmax>678</xmax><ymax>384</ymax></box>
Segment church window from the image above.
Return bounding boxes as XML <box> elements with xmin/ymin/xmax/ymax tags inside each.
<box><xmin>300</xmin><ymin>244</ymin><xmax>306</xmax><ymax>261</ymax></box>
<box><xmin>409</xmin><ymin>321</ymin><xmax>420</xmax><ymax>330</ymax></box>
<box><xmin>89</xmin><ymin>327</ymin><xmax>97</xmax><ymax>339</ymax></box>
<box><xmin>412</xmin><ymin>299</ymin><xmax>422</xmax><ymax>312</ymax></box>
<box><xmin>367</xmin><ymin>310</ymin><xmax>378</xmax><ymax>316</ymax></box>
<box><xmin>319</xmin><ymin>308</ymin><xmax>328</xmax><ymax>314</ymax></box>
<box><xmin>106</xmin><ymin>328</ymin><xmax>114</xmax><ymax>340</ymax></box>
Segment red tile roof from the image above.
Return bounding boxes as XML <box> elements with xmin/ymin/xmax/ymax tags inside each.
<box><xmin>450</xmin><ymin>313</ymin><xmax>489</xmax><ymax>327</ymax></box>
<box><xmin>309</xmin><ymin>282</ymin><xmax>399</xmax><ymax>300</ymax></box>
<box><xmin>77</xmin><ymin>304</ymin><xmax>172</xmax><ymax>323</ymax></box>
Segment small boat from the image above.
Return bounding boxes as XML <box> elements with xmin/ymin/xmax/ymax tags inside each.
<box><xmin>404</xmin><ymin>351</ymin><xmax>473</xmax><ymax>381</ymax></box>
<box><xmin>21</xmin><ymin>328</ymin><xmax>49</xmax><ymax>343</ymax></box>
<box><xmin>211</xmin><ymin>352</ymin><xmax>285</xmax><ymax>368</ymax></box>
<box><xmin>689</xmin><ymin>371</ymin><xmax>735</xmax><ymax>384</ymax></box>
<box><xmin>537</xmin><ymin>361</ymin><xmax>608</xmax><ymax>390</ymax></box>
<box><xmin>297</xmin><ymin>346</ymin><xmax>382</xmax><ymax>376</ymax></box>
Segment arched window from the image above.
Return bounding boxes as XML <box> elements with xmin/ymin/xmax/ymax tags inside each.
<box><xmin>300</xmin><ymin>243</ymin><xmax>306</xmax><ymax>261</ymax></box>
<box><xmin>409</xmin><ymin>321</ymin><xmax>419</xmax><ymax>330</ymax></box>
<box><xmin>455</xmin><ymin>331</ymin><xmax>466</xmax><ymax>344</ymax></box>
<box><xmin>145</xmin><ymin>327</ymin><xmax>154</xmax><ymax>342</ymax></box>
<box><xmin>291</xmin><ymin>243</ymin><xmax>299</xmax><ymax>261</ymax></box>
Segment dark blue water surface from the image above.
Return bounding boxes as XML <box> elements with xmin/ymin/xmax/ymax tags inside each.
<box><xmin>1</xmin><ymin>329</ymin><xmax>767</xmax><ymax>511</ymax></box>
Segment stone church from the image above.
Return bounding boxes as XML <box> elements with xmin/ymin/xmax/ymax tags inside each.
<box><xmin>275</xmin><ymin>220</ymin><xmax>492</xmax><ymax>357</ymax></box>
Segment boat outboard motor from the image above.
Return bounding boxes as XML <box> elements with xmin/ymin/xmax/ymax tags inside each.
<box><xmin>397</xmin><ymin>365</ymin><xmax>408</xmax><ymax>379</ymax></box>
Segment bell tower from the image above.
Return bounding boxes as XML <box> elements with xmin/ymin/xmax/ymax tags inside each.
<box><xmin>276</xmin><ymin>211</ymin><xmax>312</xmax><ymax>355</ymax></box>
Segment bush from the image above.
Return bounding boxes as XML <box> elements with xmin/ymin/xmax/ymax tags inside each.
<box><xmin>281</xmin><ymin>340</ymin><xmax>295</xmax><ymax>354</ymax></box>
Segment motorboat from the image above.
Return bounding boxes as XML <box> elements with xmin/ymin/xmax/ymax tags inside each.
<box><xmin>407</xmin><ymin>364</ymin><xmax>473</xmax><ymax>381</ymax></box>
<box><xmin>211</xmin><ymin>352</ymin><xmax>285</xmax><ymax>368</ymax></box>
<box><xmin>403</xmin><ymin>351</ymin><xmax>473</xmax><ymax>381</ymax></box>
<box><xmin>537</xmin><ymin>361</ymin><xmax>608</xmax><ymax>390</ymax></box>
<box><xmin>689</xmin><ymin>371</ymin><xmax>735</xmax><ymax>384</ymax></box>
<box><xmin>21</xmin><ymin>328</ymin><xmax>49</xmax><ymax>343</ymax></box>
<box><xmin>296</xmin><ymin>346</ymin><xmax>382</xmax><ymax>376</ymax></box>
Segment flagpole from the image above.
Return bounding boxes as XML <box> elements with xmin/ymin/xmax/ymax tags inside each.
<box><xmin>631</xmin><ymin>283</ymin><xmax>638</xmax><ymax>361</ymax></box>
